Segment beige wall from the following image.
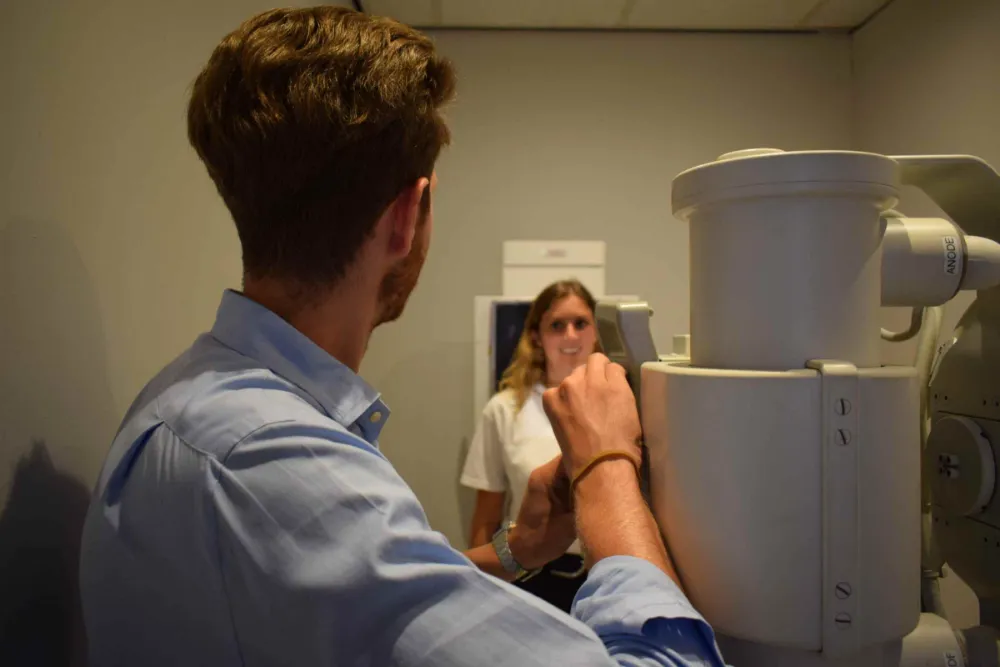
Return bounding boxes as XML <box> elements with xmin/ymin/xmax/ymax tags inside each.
<box><xmin>853</xmin><ymin>0</ymin><xmax>1000</xmax><ymax>630</ymax></box>
<box><xmin>1</xmin><ymin>2</ymin><xmax>855</xmax><ymax>662</ymax></box>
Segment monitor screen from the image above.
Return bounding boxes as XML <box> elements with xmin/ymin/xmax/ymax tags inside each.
<box><xmin>493</xmin><ymin>301</ymin><xmax>532</xmax><ymax>392</ymax></box>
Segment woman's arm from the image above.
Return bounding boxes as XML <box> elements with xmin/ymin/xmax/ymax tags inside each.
<box><xmin>468</xmin><ymin>490</ymin><xmax>506</xmax><ymax>548</ymax></box>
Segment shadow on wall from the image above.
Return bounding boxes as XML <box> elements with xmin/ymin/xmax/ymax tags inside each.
<box><xmin>0</xmin><ymin>217</ymin><xmax>119</xmax><ymax>666</ymax></box>
<box><xmin>0</xmin><ymin>442</ymin><xmax>90</xmax><ymax>667</ymax></box>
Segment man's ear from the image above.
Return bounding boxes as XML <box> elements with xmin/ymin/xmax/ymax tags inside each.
<box><xmin>382</xmin><ymin>177</ymin><xmax>430</xmax><ymax>260</ymax></box>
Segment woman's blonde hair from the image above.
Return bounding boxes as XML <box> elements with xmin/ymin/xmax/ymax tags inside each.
<box><xmin>499</xmin><ymin>279</ymin><xmax>598</xmax><ymax>410</ymax></box>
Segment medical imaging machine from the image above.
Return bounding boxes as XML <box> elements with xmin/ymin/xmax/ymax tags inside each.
<box><xmin>597</xmin><ymin>149</ymin><xmax>1000</xmax><ymax>666</ymax></box>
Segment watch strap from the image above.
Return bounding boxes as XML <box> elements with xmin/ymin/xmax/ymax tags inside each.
<box><xmin>491</xmin><ymin>520</ymin><xmax>527</xmax><ymax>578</ymax></box>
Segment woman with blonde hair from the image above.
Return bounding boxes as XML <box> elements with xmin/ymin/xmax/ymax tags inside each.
<box><xmin>461</xmin><ymin>278</ymin><xmax>600</xmax><ymax>612</ymax></box>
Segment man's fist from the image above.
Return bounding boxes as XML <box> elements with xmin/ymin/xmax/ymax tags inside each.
<box><xmin>542</xmin><ymin>354</ymin><xmax>642</xmax><ymax>482</ymax></box>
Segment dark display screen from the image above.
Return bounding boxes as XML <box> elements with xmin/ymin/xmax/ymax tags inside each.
<box><xmin>493</xmin><ymin>302</ymin><xmax>532</xmax><ymax>392</ymax></box>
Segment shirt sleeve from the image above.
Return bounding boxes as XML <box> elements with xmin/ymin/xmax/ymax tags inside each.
<box><xmin>209</xmin><ymin>420</ymin><xmax>728</xmax><ymax>667</ymax></box>
<box><xmin>575</xmin><ymin>558</ymin><xmax>727</xmax><ymax>667</ymax></box>
<box><xmin>459</xmin><ymin>397</ymin><xmax>507</xmax><ymax>492</ymax></box>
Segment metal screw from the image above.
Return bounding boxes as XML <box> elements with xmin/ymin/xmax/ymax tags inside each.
<box><xmin>835</xmin><ymin>429</ymin><xmax>852</xmax><ymax>446</ymax></box>
<box><xmin>834</xmin><ymin>613</ymin><xmax>852</xmax><ymax>628</ymax></box>
<box><xmin>939</xmin><ymin>454</ymin><xmax>960</xmax><ymax>479</ymax></box>
<box><xmin>835</xmin><ymin>583</ymin><xmax>852</xmax><ymax>599</ymax></box>
<box><xmin>835</xmin><ymin>398</ymin><xmax>852</xmax><ymax>416</ymax></box>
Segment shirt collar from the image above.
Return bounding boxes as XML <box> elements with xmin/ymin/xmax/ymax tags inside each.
<box><xmin>210</xmin><ymin>289</ymin><xmax>389</xmax><ymax>443</ymax></box>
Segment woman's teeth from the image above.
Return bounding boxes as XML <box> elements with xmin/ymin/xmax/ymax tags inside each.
<box><xmin>560</xmin><ymin>347</ymin><xmax>581</xmax><ymax>355</ymax></box>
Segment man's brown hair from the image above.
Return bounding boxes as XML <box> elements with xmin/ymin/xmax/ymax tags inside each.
<box><xmin>188</xmin><ymin>6</ymin><xmax>455</xmax><ymax>288</ymax></box>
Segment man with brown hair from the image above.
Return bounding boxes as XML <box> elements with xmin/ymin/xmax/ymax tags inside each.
<box><xmin>79</xmin><ymin>7</ymin><xmax>724</xmax><ymax>667</ymax></box>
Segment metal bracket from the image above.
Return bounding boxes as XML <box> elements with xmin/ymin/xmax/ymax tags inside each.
<box><xmin>594</xmin><ymin>300</ymin><xmax>659</xmax><ymax>404</ymax></box>
<box><xmin>807</xmin><ymin>359</ymin><xmax>862</xmax><ymax>657</ymax></box>
<box><xmin>595</xmin><ymin>300</ymin><xmax>660</xmax><ymax>504</ymax></box>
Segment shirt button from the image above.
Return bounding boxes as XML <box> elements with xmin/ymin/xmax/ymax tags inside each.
<box><xmin>369</xmin><ymin>411</ymin><xmax>383</xmax><ymax>424</ymax></box>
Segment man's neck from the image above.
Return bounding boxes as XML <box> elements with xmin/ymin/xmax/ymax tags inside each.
<box><xmin>242</xmin><ymin>276</ymin><xmax>377</xmax><ymax>373</ymax></box>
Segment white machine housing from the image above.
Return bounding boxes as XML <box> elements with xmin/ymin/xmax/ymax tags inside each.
<box><xmin>502</xmin><ymin>240</ymin><xmax>606</xmax><ymax>297</ymax></box>
<box><xmin>599</xmin><ymin>149</ymin><xmax>1000</xmax><ymax>666</ymax></box>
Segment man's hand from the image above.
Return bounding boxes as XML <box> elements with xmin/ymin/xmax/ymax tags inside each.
<box><xmin>542</xmin><ymin>354</ymin><xmax>643</xmax><ymax>482</ymax></box>
<box><xmin>508</xmin><ymin>456</ymin><xmax>576</xmax><ymax>570</ymax></box>
<box><xmin>540</xmin><ymin>353</ymin><xmax>677</xmax><ymax>580</ymax></box>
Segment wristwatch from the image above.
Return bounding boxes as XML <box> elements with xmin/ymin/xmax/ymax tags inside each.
<box><xmin>491</xmin><ymin>520</ymin><xmax>529</xmax><ymax>580</ymax></box>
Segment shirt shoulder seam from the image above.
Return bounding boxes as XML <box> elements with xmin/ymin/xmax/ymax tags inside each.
<box><xmin>221</xmin><ymin>418</ymin><xmax>298</xmax><ymax>463</ymax></box>
<box><xmin>157</xmin><ymin>416</ymin><xmax>299</xmax><ymax>464</ymax></box>
<box><xmin>215</xmin><ymin>418</ymin><xmax>389</xmax><ymax>517</ymax></box>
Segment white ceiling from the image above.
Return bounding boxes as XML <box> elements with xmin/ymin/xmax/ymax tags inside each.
<box><xmin>359</xmin><ymin>0</ymin><xmax>894</xmax><ymax>31</ymax></box>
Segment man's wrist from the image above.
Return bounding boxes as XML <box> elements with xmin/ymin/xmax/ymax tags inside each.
<box><xmin>572</xmin><ymin>457</ymin><xmax>670</xmax><ymax>575</ymax></box>
<box><xmin>567</xmin><ymin>440</ymin><xmax>641</xmax><ymax>481</ymax></box>
<box><xmin>573</xmin><ymin>455</ymin><xmax>639</xmax><ymax>499</ymax></box>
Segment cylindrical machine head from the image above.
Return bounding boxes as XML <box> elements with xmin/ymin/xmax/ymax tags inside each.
<box><xmin>672</xmin><ymin>149</ymin><xmax>900</xmax><ymax>371</ymax></box>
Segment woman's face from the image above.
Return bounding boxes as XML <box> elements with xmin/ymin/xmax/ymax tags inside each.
<box><xmin>536</xmin><ymin>294</ymin><xmax>598</xmax><ymax>387</ymax></box>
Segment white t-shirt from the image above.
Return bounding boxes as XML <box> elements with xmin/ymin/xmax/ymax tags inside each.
<box><xmin>461</xmin><ymin>385</ymin><xmax>581</xmax><ymax>554</ymax></box>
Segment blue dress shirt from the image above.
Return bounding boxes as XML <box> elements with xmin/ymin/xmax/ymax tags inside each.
<box><xmin>79</xmin><ymin>290</ymin><xmax>725</xmax><ymax>667</ymax></box>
